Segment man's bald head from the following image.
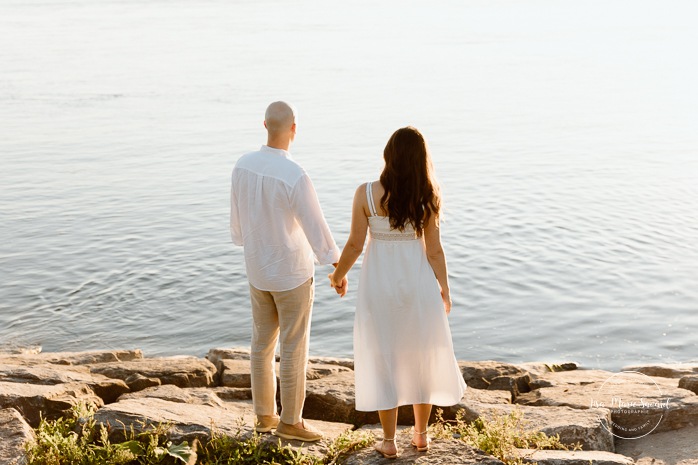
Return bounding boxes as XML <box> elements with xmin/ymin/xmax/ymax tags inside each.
<box><xmin>264</xmin><ymin>101</ymin><xmax>296</xmax><ymax>137</ymax></box>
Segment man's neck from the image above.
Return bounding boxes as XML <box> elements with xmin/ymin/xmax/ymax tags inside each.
<box><xmin>266</xmin><ymin>139</ymin><xmax>291</xmax><ymax>151</ymax></box>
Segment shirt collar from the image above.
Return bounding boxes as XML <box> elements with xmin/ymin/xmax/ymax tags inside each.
<box><xmin>261</xmin><ymin>145</ymin><xmax>291</xmax><ymax>158</ymax></box>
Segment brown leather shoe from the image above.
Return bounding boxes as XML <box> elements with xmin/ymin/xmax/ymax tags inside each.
<box><xmin>274</xmin><ymin>419</ymin><xmax>324</xmax><ymax>442</ymax></box>
<box><xmin>255</xmin><ymin>415</ymin><xmax>280</xmax><ymax>433</ymax></box>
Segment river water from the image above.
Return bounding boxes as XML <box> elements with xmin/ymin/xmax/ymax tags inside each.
<box><xmin>1</xmin><ymin>0</ymin><xmax>697</xmax><ymax>370</ymax></box>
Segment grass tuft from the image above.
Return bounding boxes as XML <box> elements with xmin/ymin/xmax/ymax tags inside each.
<box><xmin>25</xmin><ymin>403</ymin><xmax>578</xmax><ymax>465</ymax></box>
<box><xmin>26</xmin><ymin>403</ymin><xmax>196</xmax><ymax>465</ymax></box>
<box><xmin>428</xmin><ymin>408</ymin><xmax>581</xmax><ymax>465</ymax></box>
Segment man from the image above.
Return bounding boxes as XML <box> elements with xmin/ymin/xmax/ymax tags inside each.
<box><xmin>230</xmin><ymin>101</ymin><xmax>345</xmax><ymax>442</ymax></box>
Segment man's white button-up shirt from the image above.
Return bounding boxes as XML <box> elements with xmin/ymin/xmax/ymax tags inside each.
<box><xmin>230</xmin><ymin>145</ymin><xmax>340</xmax><ymax>291</ymax></box>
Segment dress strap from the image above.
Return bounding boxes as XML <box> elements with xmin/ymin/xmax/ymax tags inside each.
<box><xmin>366</xmin><ymin>182</ymin><xmax>378</xmax><ymax>217</ymax></box>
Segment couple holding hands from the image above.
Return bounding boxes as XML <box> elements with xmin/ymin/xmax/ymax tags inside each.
<box><xmin>230</xmin><ymin>101</ymin><xmax>465</xmax><ymax>459</ymax></box>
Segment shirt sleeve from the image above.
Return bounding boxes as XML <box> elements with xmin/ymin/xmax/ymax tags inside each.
<box><xmin>230</xmin><ymin>170</ymin><xmax>243</xmax><ymax>246</ymax></box>
<box><xmin>290</xmin><ymin>173</ymin><xmax>341</xmax><ymax>265</ymax></box>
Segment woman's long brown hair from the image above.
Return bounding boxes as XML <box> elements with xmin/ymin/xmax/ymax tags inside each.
<box><xmin>379</xmin><ymin>126</ymin><xmax>440</xmax><ymax>237</ymax></box>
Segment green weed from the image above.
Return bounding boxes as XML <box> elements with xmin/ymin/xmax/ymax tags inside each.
<box><xmin>428</xmin><ymin>408</ymin><xmax>581</xmax><ymax>465</ymax></box>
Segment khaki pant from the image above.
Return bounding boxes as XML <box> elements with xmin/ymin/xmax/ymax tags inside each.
<box><xmin>249</xmin><ymin>277</ymin><xmax>314</xmax><ymax>425</ymax></box>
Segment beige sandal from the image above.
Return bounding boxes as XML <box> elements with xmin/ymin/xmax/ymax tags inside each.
<box><xmin>374</xmin><ymin>437</ymin><xmax>399</xmax><ymax>459</ymax></box>
<box><xmin>411</xmin><ymin>430</ymin><xmax>431</xmax><ymax>452</ymax></box>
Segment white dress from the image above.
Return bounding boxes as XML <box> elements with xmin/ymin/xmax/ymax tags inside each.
<box><xmin>354</xmin><ymin>182</ymin><xmax>467</xmax><ymax>412</ymax></box>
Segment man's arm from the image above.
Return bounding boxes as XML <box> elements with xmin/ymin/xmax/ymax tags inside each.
<box><xmin>290</xmin><ymin>173</ymin><xmax>340</xmax><ymax>265</ymax></box>
<box><xmin>230</xmin><ymin>171</ymin><xmax>243</xmax><ymax>246</ymax></box>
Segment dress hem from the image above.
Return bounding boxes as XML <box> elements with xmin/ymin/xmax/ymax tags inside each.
<box><xmin>355</xmin><ymin>387</ymin><xmax>467</xmax><ymax>413</ymax></box>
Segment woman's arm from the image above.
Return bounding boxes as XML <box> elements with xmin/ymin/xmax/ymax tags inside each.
<box><xmin>423</xmin><ymin>212</ymin><xmax>452</xmax><ymax>314</ymax></box>
<box><xmin>329</xmin><ymin>184</ymin><xmax>370</xmax><ymax>296</ymax></box>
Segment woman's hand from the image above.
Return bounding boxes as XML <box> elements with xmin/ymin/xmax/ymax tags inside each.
<box><xmin>328</xmin><ymin>272</ymin><xmax>348</xmax><ymax>297</ymax></box>
<box><xmin>441</xmin><ymin>289</ymin><xmax>452</xmax><ymax>315</ymax></box>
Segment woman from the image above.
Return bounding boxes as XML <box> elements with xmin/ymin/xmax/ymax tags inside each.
<box><xmin>329</xmin><ymin>126</ymin><xmax>466</xmax><ymax>459</ymax></box>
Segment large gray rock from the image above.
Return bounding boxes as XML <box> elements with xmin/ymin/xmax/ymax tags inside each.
<box><xmin>303</xmin><ymin>371</ymin><xmax>448</xmax><ymax>426</ymax></box>
<box><xmin>347</xmin><ymin>425</ymin><xmax>504</xmax><ymax>465</ymax></box>
<box><xmin>0</xmin><ymin>362</ymin><xmax>129</xmax><ymax>404</ymax></box>
<box><xmin>206</xmin><ymin>347</ymin><xmax>252</xmax><ymax>369</ymax></box>
<box><xmin>615</xmin><ymin>424</ymin><xmax>698</xmax><ymax>465</ymax></box>
<box><xmin>517</xmin><ymin>449</ymin><xmax>634</xmax><ymax>465</ymax></box>
<box><xmin>217</xmin><ymin>359</ymin><xmax>351</xmax><ymax>388</ymax></box>
<box><xmin>621</xmin><ymin>363</ymin><xmax>698</xmax><ymax>379</ymax></box>
<box><xmin>459</xmin><ymin>361</ymin><xmax>531</xmax><ymax>397</ymax></box>
<box><xmin>679</xmin><ymin>375</ymin><xmax>698</xmax><ymax>395</ymax></box>
<box><xmin>304</xmin><ymin>371</ymin><xmax>377</xmax><ymax>425</ymax></box>
<box><xmin>516</xmin><ymin>376</ymin><xmax>698</xmax><ymax>436</ymax></box>
<box><xmin>0</xmin><ymin>350</ymin><xmax>143</xmax><ymax>366</ymax></box>
<box><xmin>219</xmin><ymin>359</ymin><xmax>252</xmax><ymax>388</ymax></box>
<box><xmin>94</xmin><ymin>397</ymin><xmax>352</xmax><ymax>458</ymax></box>
<box><xmin>455</xmin><ymin>403</ymin><xmax>613</xmax><ymax>452</ymax></box>
<box><xmin>0</xmin><ymin>408</ymin><xmax>35</xmax><ymax>465</ymax></box>
<box><xmin>87</xmin><ymin>357</ymin><xmax>217</xmax><ymax>389</ymax></box>
<box><xmin>123</xmin><ymin>373</ymin><xmax>161</xmax><ymax>391</ymax></box>
<box><xmin>0</xmin><ymin>381</ymin><xmax>103</xmax><ymax>427</ymax></box>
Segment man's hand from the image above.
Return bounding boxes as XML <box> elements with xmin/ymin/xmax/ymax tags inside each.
<box><xmin>328</xmin><ymin>272</ymin><xmax>348</xmax><ymax>297</ymax></box>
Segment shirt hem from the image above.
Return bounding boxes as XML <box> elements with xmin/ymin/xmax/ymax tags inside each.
<box><xmin>248</xmin><ymin>275</ymin><xmax>315</xmax><ymax>292</ymax></box>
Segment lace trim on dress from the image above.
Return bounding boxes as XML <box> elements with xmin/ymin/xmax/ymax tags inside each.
<box><xmin>370</xmin><ymin>231</ymin><xmax>419</xmax><ymax>241</ymax></box>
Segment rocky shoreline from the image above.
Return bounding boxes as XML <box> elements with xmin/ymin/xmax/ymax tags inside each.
<box><xmin>1</xmin><ymin>348</ymin><xmax>697</xmax><ymax>464</ymax></box>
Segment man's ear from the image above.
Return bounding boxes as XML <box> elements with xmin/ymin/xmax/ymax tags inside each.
<box><xmin>291</xmin><ymin>123</ymin><xmax>297</xmax><ymax>134</ymax></box>
<box><xmin>263</xmin><ymin>120</ymin><xmax>267</xmax><ymax>129</ymax></box>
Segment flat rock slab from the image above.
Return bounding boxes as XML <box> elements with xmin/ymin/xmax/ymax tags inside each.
<box><xmin>0</xmin><ymin>381</ymin><xmax>103</xmax><ymax>427</ymax></box>
<box><xmin>615</xmin><ymin>424</ymin><xmax>698</xmax><ymax>465</ymax></box>
<box><xmin>0</xmin><ymin>408</ymin><xmax>35</xmax><ymax>465</ymax></box>
<box><xmin>517</xmin><ymin>362</ymin><xmax>579</xmax><ymax>377</ymax></box>
<box><xmin>306</xmin><ymin>363</ymin><xmax>353</xmax><ymax>380</ymax></box>
<box><xmin>117</xmin><ymin>384</ymin><xmax>226</xmax><ymax>408</ymax></box>
<box><xmin>517</xmin><ymin>449</ymin><xmax>634</xmax><ymax>465</ymax></box>
<box><xmin>94</xmin><ymin>397</ymin><xmax>352</xmax><ymax>458</ymax></box>
<box><xmin>95</xmin><ymin>396</ymin><xmax>257</xmax><ymax>443</ymax></box>
<box><xmin>348</xmin><ymin>425</ymin><xmax>504</xmax><ymax>465</ymax></box>
<box><xmin>308</xmin><ymin>355</ymin><xmax>354</xmax><ymax>370</ymax></box>
<box><xmin>0</xmin><ymin>363</ymin><xmax>129</xmax><ymax>404</ymax></box>
<box><xmin>88</xmin><ymin>357</ymin><xmax>217</xmax><ymax>389</ymax></box>
<box><xmin>212</xmin><ymin>387</ymin><xmax>252</xmax><ymax>401</ymax></box>
<box><xmin>206</xmin><ymin>347</ymin><xmax>354</xmax><ymax>370</ymax></box>
<box><xmin>516</xmin><ymin>377</ymin><xmax>698</xmax><ymax>436</ymax></box>
<box><xmin>0</xmin><ymin>350</ymin><xmax>143</xmax><ymax>366</ymax></box>
<box><xmin>463</xmin><ymin>386</ymin><xmax>511</xmax><ymax>404</ymax></box>
<box><xmin>457</xmin><ymin>402</ymin><xmax>613</xmax><ymax>452</ymax></box>
<box><xmin>621</xmin><ymin>363</ymin><xmax>698</xmax><ymax>379</ymax></box>
<box><xmin>529</xmin><ymin>370</ymin><xmax>617</xmax><ymax>390</ymax></box>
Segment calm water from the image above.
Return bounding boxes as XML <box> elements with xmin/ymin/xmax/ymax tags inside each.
<box><xmin>1</xmin><ymin>0</ymin><xmax>697</xmax><ymax>370</ymax></box>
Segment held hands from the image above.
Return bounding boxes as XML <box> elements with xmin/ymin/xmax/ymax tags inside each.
<box><xmin>328</xmin><ymin>272</ymin><xmax>348</xmax><ymax>297</ymax></box>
